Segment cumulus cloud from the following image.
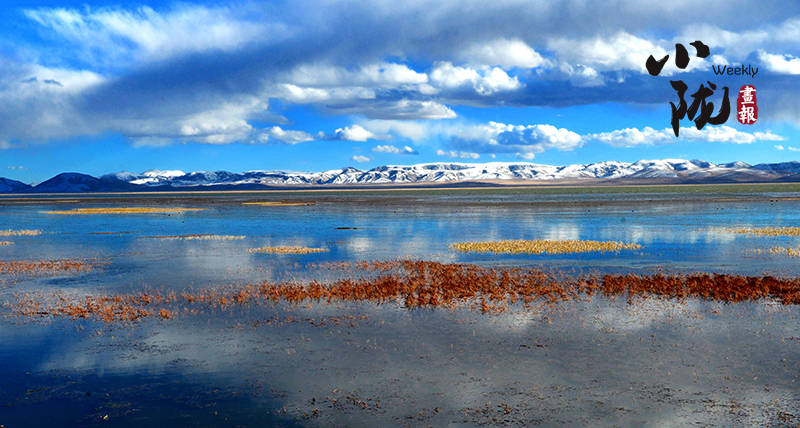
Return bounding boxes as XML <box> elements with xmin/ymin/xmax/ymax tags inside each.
<box><xmin>351</xmin><ymin>155</ymin><xmax>370</xmax><ymax>163</ymax></box>
<box><xmin>459</xmin><ymin>38</ymin><xmax>545</xmax><ymax>68</ymax></box>
<box><xmin>282</xmin><ymin>62</ymin><xmax>428</xmax><ymax>88</ymax></box>
<box><xmin>260</xmin><ymin>126</ymin><xmax>314</xmax><ymax>144</ymax></box>
<box><xmin>547</xmin><ymin>32</ymin><xmax>665</xmax><ymax>74</ymax></box>
<box><xmin>558</xmin><ymin>63</ymin><xmax>604</xmax><ymax>87</ymax></box>
<box><xmin>326</xmin><ymin>125</ymin><xmax>384</xmax><ymax>142</ymax></box>
<box><xmin>447</xmin><ymin>121</ymin><xmax>582</xmax><ymax>159</ymax></box>
<box><xmin>372</xmin><ymin>144</ymin><xmax>418</xmax><ymax>154</ymax></box>
<box><xmin>3</xmin><ymin>0</ymin><xmax>800</xmax><ymax>149</ymax></box>
<box><xmin>775</xmin><ymin>144</ymin><xmax>800</xmax><ymax>152</ymax></box>
<box><xmin>589</xmin><ymin>125</ymin><xmax>785</xmax><ymax>147</ymax></box>
<box><xmin>429</xmin><ymin>62</ymin><xmax>522</xmax><ymax>95</ymax></box>
<box><xmin>359</xmin><ymin>120</ymin><xmax>428</xmax><ymax>141</ymax></box>
<box><xmin>758</xmin><ymin>50</ymin><xmax>800</xmax><ymax>74</ymax></box>
<box><xmin>436</xmin><ymin>149</ymin><xmax>479</xmax><ymax>159</ymax></box>
<box><xmin>588</xmin><ymin>127</ymin><xmax>673</xmax><ymax>147</ymax></box>
<box><xmin>22</xmin><ymin>5</ymin><xmax>271</xmax><ymax>67</ymax></box>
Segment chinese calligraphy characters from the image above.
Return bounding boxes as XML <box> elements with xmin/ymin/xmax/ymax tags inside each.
<box><xmin>736</xmin><ymin>85</ymin><xmax>758</xmax><ymax>125</ymax></box>
<box><xmin>646</xmin><ymin>41</ymin><xmax>731</xmax><ymax>136</ymax></box>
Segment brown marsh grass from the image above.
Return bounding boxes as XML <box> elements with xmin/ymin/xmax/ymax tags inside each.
<box><xmin>0</xmin><ymin>259</ymin><xmax>99</xmax><ymax>275</ymax></box>
<box><xmin>249</xmin><ymin>246</ymin><xmax>328</xmax><ymax>254</ymax></box>
<box><xmin>452</xmin><ymin>239</ymin><xmax>641</xmax><ymax>254</ymax></box>
<box><xmin>43</xmin><ymin>207</ymin><xmax>205</xmax><ymax>215</ymax></box>
<box><xmin>9</xmin><ymin>260</ymin><xmax>800</xmax><ymax>323</ymax></box>
<box><xmin>0</xmin><ymin>229</ymin><xmax>42</xmax><ymax>237</ymax></box>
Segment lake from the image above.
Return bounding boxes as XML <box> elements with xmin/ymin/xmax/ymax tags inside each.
<box><xmin>0</xmin><ymin>185</ymin><xmax>798</xmax><ymax>426</ymax></box>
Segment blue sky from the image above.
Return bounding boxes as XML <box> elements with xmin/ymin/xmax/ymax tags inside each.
<box><xmin>2</xmin><ymin>0</ymin><xmax>800</xmax><ymax>183</ymax></box>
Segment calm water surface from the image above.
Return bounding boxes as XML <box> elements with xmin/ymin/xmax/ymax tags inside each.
<box><xmin>0</xmin><ymin>188</ymin><xmax>798</xmax><ymax>426</ymax></box>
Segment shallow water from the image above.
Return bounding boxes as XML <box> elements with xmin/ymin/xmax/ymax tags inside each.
<box><xmin>0</xmin><ymin>188</ymin><xmax>799</xmax><ymax>426</ymax></box>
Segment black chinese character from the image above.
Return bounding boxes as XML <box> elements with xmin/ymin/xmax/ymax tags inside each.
<box><xmin>670</xmin><ymin>80</ymin><xmax>730</xmax><ymax>136</ymax></box>
<box><xmin>646</xmin><ymin>41</ymin><xmax>710</xmax><ymax>76</ymax></box>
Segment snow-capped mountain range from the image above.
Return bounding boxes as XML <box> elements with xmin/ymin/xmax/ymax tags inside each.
<box><xmin>5</xmin><ymin>159</ymin><xmax>800</xmax><ymax>193</ymax></box>
<box><xmin>109</xmin><ymin>159</ymin><xmax>799</xmax><ymax>187</ymax></box>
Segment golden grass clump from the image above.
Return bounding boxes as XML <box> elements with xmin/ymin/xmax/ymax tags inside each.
<box><xmin>451</xmin><ymin>239</ymin><xmax>641</xmax><ymax>255</ymax></box>
<box><xmin>144</xmin><ymin>234</ymin><xmax>245</xmax><ymax>240</ymax></box>
<box><xmin>750</xmin><ymin>247</ymin><xmax>800</xmax><ymax>257</ymax></box>
<box><xmin>724</xmin><ymin>227</ymin><xmax>800</xmax><ymax>237</ymax></box>
<box><xmin>248</xmin><ymin>245</ymin><xmax>328</xmax><ymax>254</ymax></box>
<box><xmin>243</xmin><ymin>201</ymin><xmax>315</xmax><ymax>206</ymax></box>
<box><xmin>43</xmin><ymin>207</ymin><xmax>205</xmax><ymax>215</ymax></box>
<box><xmin>0</xmin><ymin>241</ymin><xmax>12</xmax><ymax>246</ymax></box>
<box><xmin>0</xmin><ymin>229</ymin><xmax>42</xmax><ymax>237</ymax></box>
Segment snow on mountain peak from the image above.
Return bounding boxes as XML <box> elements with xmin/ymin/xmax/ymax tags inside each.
<box><xmin>105</xmin><ymin>159</ymin><xmax>800</xmax><ymax>188</ymax></box>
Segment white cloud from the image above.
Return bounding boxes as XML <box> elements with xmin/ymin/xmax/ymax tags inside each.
<box><xmin>274</xmin><ymin>84</ymin><xmax>375</xmax><ymax>104</ymax></box>
<box><xmin>330</xmin><ymin>125</ymin><xmax>381</xmax><ymax>142</ymax></box>
<box><xmin>678</xmin><ymin>18</ymin><xmax>800</xmax><ymax>61</ymax></box>
<box><xmin>679</xmin><ymin>126</ymin><xmax>784</xmax><ymax>143</ymax></box>
<box><xmin>775</xmin><ymin>144</ymin><xmax>800</xmax><ymax>152</ymax></box>
<box><xmin>286</xmin><ymin>62</ymin><xmax>428</xmax><ymax>87</ymax></box>
<box><xmin>7</xmin><ymin>1</ymin><xmax>800</xmax><ymax>150</ymax></box>
<box><xmin>548</xmin><ymin>31</ymin><xmax>714</xmax><ymax>76</ymax></box>
<box><xmin>460</xmin><ymin>38</ymin><xmax>545</xmax><ymax>69</ymax></box>
<box><xmin>752</xmin><ymin>131</ymin><xmax>786</xmax><ymax>141</ymax></box>
<box><xmin>436</xmin><ymin>149</ymin><xmax>479</xmax><ymax>159</ymax></box>
<box><xmin>372</xmin><ymin>144</ymin><xmax>418</xmax><ymax>154</ymax></box>
<box><xmin>450</xmin><ymin>122</ymin><xmax>582</xmax><ymax>159</ymax></box>
<box><xmin>351</xmin><ymin>155</ymin><xmax>370</xmax><ymax>163</ymax></box>
<box><xmin>176</xmin><ymin>100</ymin><xmax>262</xmax><ymax>144</ymax></box>
<box><xmin>360</xmin><ymin>120</ymin><xmax>428</xmax><ymax>141</ymax></box>
<box><xmin>547</xmin><ymin>31</ymin><xmax>665</xmax><ymax>74</ymax></box>
<box><xmin>588</xmin><ymin>126</ymin><xmax>673</xmax><ymax>147</ymax></box>
<box><xmin>261</xmin><ymin>126</ymin><xmax>314</xmax><ymax>144</ymax></box>
<box><xmin>558</xmin><ymin>63</ymin><xmax>603</xmax><ymax>87</ymax></box>
<box><xmin>775</xmin><ymin>144</ymin><xmax>785</xmax><ymax>150</ymax></box>
<box><xmin>23</xmin><ymin>6</ymin><xmax>271</xmax><ymax>64</ymax></box>
<box><xmin>327</xmin><ymin>100</ymin><xmax>456</xmax><ymax>120</ymax></box>
<box><xmin>757</xmin><ymin>50</ymin><xmax>800</xmax><ymax>74</ymax></box>
<box><xmin>589</xmin><ymin>125</ymin><xmax>785</xmax><ymax>147</ymax></box>
<box><xmin>22</xmin><ymin>65</ymin><xmax>105</xmax><ymax>94</ymax></box>
<box><xmin>429</xmin><ymin>62</ymin><xmax>522</xmax><ymax>95</ymax></box>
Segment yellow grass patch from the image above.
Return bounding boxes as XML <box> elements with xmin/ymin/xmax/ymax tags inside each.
<box><xmin>144</xmin><ymin>234</ymin><xmax>245</xmax><ymax>240</ymax></box>
<box><xmin>0</xmin><ymin>229</ymin><xmax>42</xmax><ymax>236</ymax></box>
<box><xmin>0</xmin><ymin>241</ymin><xmax>12</xmax><ymax>246</ymax></box>
<box><xmin>750</xmin><ymin>246</ymin><xmax>800</xmax><ymax>257</ymax></box>
<box><xmin>248</xmin><ymin>245</ymin><xmax>328</xmax><ymax>254</ymax></box>
<box><xmin>722</xmin><ymin>227</ymin><xmax>800</xmax><ymax>237</ymax></box>
<box><xmin>451</xmin><ymin>239</ymin><xmax>642</xmax><ymax>255</ymax></box>
<box><xmin>43</xmin><ymin>207</ymin><xmax>205</xmax><ymax>215</ymax></box>
<box><xmin>243</xmin><ymin>201</ymin><xmax>315</xmax><ymax>206</ymax></box>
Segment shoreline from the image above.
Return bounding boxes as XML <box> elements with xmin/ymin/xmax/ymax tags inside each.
<box><xmin>2</xmin><ymin>181</ymin><xmax>800</xmax><ymax>199</ymax></box>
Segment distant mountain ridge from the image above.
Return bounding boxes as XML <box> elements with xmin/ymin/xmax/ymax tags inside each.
<box><xmin>4</xmin><ymin>159</ymin><xmax>800</xmax><ymax>193</ymax></box>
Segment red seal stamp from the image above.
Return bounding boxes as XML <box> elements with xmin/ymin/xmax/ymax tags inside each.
<box><xmin>736</xmin><ymin>85</ymin><xmax>757</xmax><ymax>125</ymax></box>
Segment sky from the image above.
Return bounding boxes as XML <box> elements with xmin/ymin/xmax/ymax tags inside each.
<box><xmin>2</xmin><ymin>0</ymin><xmax>800</xmax><ymax>183</ymax></box>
